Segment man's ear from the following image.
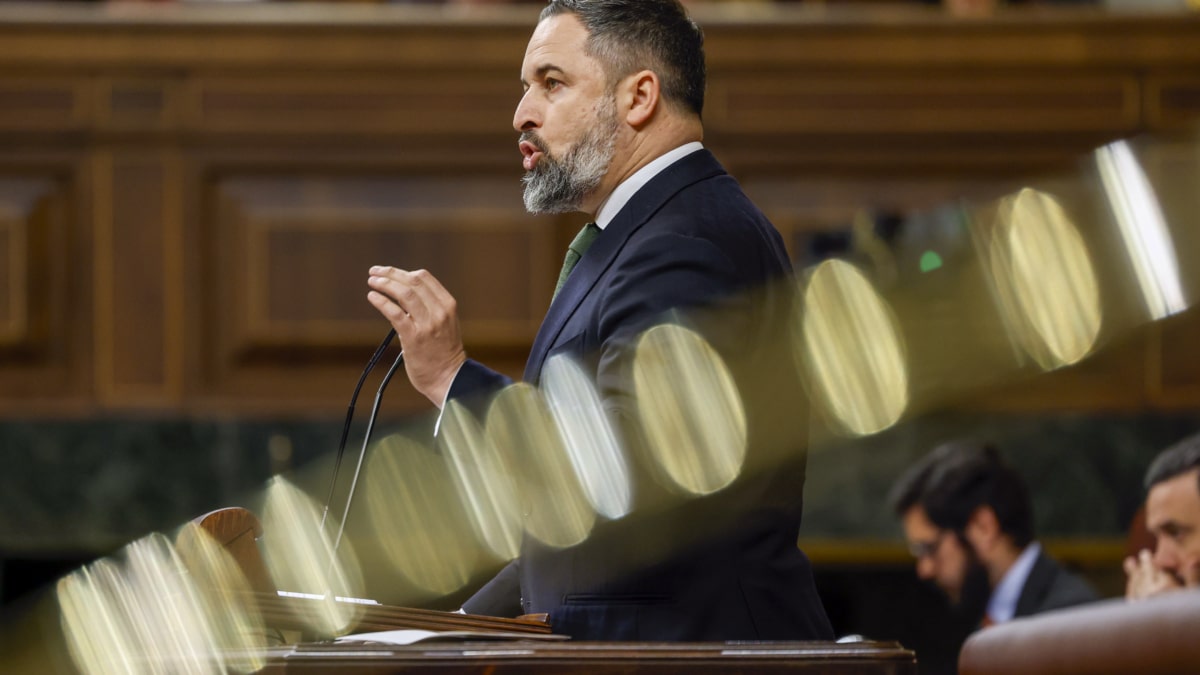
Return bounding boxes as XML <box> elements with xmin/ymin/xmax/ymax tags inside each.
<box><xmin>965</xmin><ymin>505</ymin><xmax>1001</xmax><ymax>553</ymax></box>
<box><xmin>621</xmin><ymin>69</ymin><xmax>661</xmax><ymax>127</ymax></box>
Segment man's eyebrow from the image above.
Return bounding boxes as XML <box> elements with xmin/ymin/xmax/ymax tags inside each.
<box><xmin>521</xmin><ymin>64</ymin><xmax>565</xmax><ymax>87</ymax></box>
<box><xmin>1153</xmin><ymin>519</ymin><xmax>1185</xmax><ymax>534</ymax></box>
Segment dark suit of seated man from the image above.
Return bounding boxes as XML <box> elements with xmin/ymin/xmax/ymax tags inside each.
<box><xmin>890</xmin><ymin>442</ymin><xmax>1098</xmax><ymax>629</ymax></box>
<box><xmin>366</xmin><ymin>0</ymin><xmax>833</xmax><ymax>642</ymax></box>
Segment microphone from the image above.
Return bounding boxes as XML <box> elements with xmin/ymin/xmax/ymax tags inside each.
<box><xmin>329</xmin><ymin>347</ymin><xmax>405</xmax><ymax>564</ymax></box>
<box><xmin>319</xmin><ymin>329</ymin><xmax>397</xmax><ymax>532</ymax></box>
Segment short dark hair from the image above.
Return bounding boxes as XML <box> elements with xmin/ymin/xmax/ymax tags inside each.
<box><xmin>1145</xmin><ymin>432</ymin><xmax>1200</xmax><ymax>493</ymax></box>
<box><xmin>889</xmin><ymin>441</ymin><xmax>1035</xmax><ymax>549</ymax></box>
<box><xmin>541</xmin><ymin>0</ymin><xmax>706</xmax><ymax>116</ymax></box>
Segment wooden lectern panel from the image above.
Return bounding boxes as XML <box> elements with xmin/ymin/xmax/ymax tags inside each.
<box><xmin>253</xmin><ymin>592</ymin><xmax>552</xmax><ymax>637</ymax></box>
<box><xmin>186</xmin><ymin>507</ymin><xmax>551</xmax><ymax>638</ymax></box>
<box><xmin>265</xmin><ymin>640</ymin><xmax>916</xmax><ymax>674</ymax></box>
<box><xmin>188</xmin><ymin>506</ymin><xmax>275</xmax><ymax>595</ymax></box>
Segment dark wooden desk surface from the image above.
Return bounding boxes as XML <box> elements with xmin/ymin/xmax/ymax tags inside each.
<box><xmin>264</xmin><ymin>640</ymin><xmax>916</xmax><ymax>674</ymax></box>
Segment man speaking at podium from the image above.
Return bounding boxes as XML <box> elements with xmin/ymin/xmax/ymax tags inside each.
<box><xmin>367</xmin><ymin>0</ymin><xmax>832</xmax><ymax>642</ymax></box>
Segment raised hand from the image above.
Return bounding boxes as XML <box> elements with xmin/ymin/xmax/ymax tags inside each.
<box><xmin>367</xmin><ymin>266</ymin><xmax>467</xmax><ymax>407</ymax></box>
<box><xmin>1124</xmin><ymin>548</ymin><xmax>1181</xmax><ymax>601</ymax></box>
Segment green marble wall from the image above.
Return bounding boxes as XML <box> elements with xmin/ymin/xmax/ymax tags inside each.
<box><xmin>1</xmin><ymin>410</ymin><xmax>1191</xmax><ymax>557</ymax></box>
<box><xmin>804</xmin><ymin>411</ymin><xmax>1199</xmax><ymax>541</ymax></box>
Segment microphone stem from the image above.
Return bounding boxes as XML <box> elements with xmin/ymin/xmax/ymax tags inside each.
<box><xmin>320</xmin><ymin>402</ymin><xmax>357</xmax><ymax>533</ymax></box>
<box><xmin>320</xmin><ymin>329</ymin><xmax>395</xmax><ymax>532</ymax></box>
<box><xmin>329</xmin><ymin>350</ymin><xmax>405</xmax><ymax>576</ymax></box>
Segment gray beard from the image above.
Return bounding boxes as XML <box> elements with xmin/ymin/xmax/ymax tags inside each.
<box><xmin>522</xmin><ymin>99</ymin><xmax>618</xmax><ymax>214</ymax></box>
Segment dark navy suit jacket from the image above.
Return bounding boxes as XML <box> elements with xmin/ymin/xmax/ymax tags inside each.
<box><xmin>452</xmin><ymin>149</ymin><xmax>832</xmax><ymax>641</ymax></box>
<box><xmin>1014</xmin><ymin>550</ymin><xmax>1098</xmax><ymax>618</ymax></box>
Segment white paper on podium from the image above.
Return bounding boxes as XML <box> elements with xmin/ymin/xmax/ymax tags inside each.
<box><xmin>334</xmin><ymin>629</ymin><xmax>568</xmax><ymax>646</ymax></box>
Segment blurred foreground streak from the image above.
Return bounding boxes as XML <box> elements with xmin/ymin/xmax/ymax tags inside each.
<box><xmin>35</xmin><ymin>127</ymin><xmax>1200</xmax><ymax>675</ymax></box>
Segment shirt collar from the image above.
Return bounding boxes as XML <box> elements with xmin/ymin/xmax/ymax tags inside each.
<box><xmin>592</xmin><ymin>142</ymin><xmax>704</xmax><ymax>230</ymax></box>
<box><xmin>987</xmin><ymin>541</ymin><xmax>1041</xmax><ymax>624</ymax></box>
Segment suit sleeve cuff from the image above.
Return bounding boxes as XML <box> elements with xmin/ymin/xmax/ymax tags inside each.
<box><xmin>434</xmin><ymin>359</ymin><xmax>512</xmax><ymax>437</ymax></box>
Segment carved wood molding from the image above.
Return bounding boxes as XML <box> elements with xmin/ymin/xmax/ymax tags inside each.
<box><xmin>0</xmin><ymin>4</ymin><xmax>1196</xmax><ymax>413</ymax></box>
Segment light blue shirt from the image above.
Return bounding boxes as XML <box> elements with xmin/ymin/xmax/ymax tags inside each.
<box><xmin>987</xmin><ymin>541</ymin><xmax>1042</xmax><ymax>624</ymax></box>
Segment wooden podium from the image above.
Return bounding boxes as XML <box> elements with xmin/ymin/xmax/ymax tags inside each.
<box><xmin>262</xmin><ymin>640</ymin><xmax>916</xmax><ymax>674</ymax></box>
<box><xmin>192</xmin><ymin>508</ymin><xmax>916</xmax><ymax>673</ymax></box>
<box><xmin>187</xmin><ymin>507</ymin><xmax>551</xmax><ymax>637</ymax></box>
<box><xmin>250</xmin><ymin>591</ymin><xmax>552</xmax><ymax>636</ymax></box>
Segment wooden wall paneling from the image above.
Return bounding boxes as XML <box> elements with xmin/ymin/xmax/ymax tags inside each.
<box><xmin>710</xmin><ymin>131</ymin><xmax>1132</xmax><ymax>178</ymax></box>
<box><xmin>0</xmin><ymin>192</ymin><xmax>27</xmax><ymax>346</ymax></box>
<box><xmin>0</xmin><ymin>15</ymin><xmax>536</xmax><ymax>72</ymax></box>
<box><xmin>744</xmin><ymin>170</ymin><xmax>1154</xmax><ymax>412</ymax></box>
<box><xmin>92</xmin><ymin>150</ymin><xmax>184</xmax><ymax>409</ymax></box>
<box><xmin>749</xmin><ymin>174</ymin><xmax>1019</xmax><ymax>412</ymax></box>
<box><xmin>185</xmin><ymin>75</ymin><xmax>518</xmax><ymax>137</ymax></box>
<box><xmin>1152</xmin><ymin>309</ymin><xmax>1200</xmax><ymax>408</ymax></box>
<box><xmin>707</xmin><ymin>74</ymin><xmax>1141</xmax><ymax>136</ymax></box>
<box><xmin>1141</xmin><ymin>138</ymin><xmax>1200</xmax><ymax>305</ymax></box>
<box><xmin>0</xmin><ymin>76</ymin><xmax>89</xmax><ymax>132</ymax></box>
<box><xmin>198</xmin><ymin>168</ymin><xmax>554</xmax><ymax>413</ymax></box>
<box><xmin>955</xmin><ymin>168</ymin><xmax>1163</xmax><ymax>412</ymax></box>
<box><xmin>697</xmin><ymin>11</ymin><xmax>1200</xmax><ymax>71</ymax></box>
<box><xmin>965</xmin><ymin>335</ymin><xmax>1149</xmax><ymax>412</ymax></box>
<box><xmin>0</xmin><ymin>166</ymin><xmax>89</xmax><ymax>407</ymax></box>
<box><xmin>744</xmin><ymin>175</ymin><xmax>1029</xmax><ymax>266</ymax></box>
<box><xmin>704</xmin><ymin>69</ymin><xmax>1144</xmax><ymax>177</ymax></box>
<box><xmin>239</xmin><ymin>212</ymin><xmax>551</xmax><ymax>348</ymax></box>
<box><xmin>1142</xmin><ymin>139</ymin><xmax>1200</xmax><ymax>407</ymax></box>
<box><xmin>96</xmin><ymin>77</ymin><xmax>181</xmax><ymax>133</ymax></box>
<box><xmin>0</xmin><ymin>4</ymin><xmax>1196</xmax><ymax>417</ymax></box>
<box><xmin>1146</xmin><ymin>74</ymin><xmax>1200</xmax><ymax>131</ymax></box>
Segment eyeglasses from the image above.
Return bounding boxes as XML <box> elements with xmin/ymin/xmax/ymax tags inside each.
<box><xmin>907</xmin><ymin>530</ymin><xmax>949</xmax><ymax>560</ymax></box>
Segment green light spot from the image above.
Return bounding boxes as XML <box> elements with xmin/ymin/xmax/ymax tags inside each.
<box><xmin>919</xmin><ymin>251</ymin><xmax>943</xmax><ymax>273</ymax></box>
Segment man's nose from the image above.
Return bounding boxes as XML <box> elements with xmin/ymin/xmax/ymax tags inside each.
<box><xmin>1153</xmin><ymin>542</ymin><xmax>1178</xmax><ymax>571</ymax></box>
<box><xmin>916</xmin><ymin>558</ymin><xmax>935</xmax><ymax>580</ymax></box>
<box><xmin>513</xmin><ymin>92</ymin><xmax>539</xmax><ymax>133</ymax></box>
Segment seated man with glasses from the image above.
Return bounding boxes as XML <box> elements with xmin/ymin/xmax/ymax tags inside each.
<box><xmin>889</xmin><ymin>441</ymin><xmax>1098</xmax><ymax>631</ymax></box>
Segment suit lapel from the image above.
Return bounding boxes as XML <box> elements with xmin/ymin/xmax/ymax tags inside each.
<box><xmin>523</xmin><ymin>149</ymin><xmax>726</xmax><ymax>383</ymax></box>
<box><xmin>1014</xmin><ymin>551</ymin><xmax>1055</xmax><ymax>618</ymax></box>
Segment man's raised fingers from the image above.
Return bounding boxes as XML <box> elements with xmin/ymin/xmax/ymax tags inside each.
<box><xmin>368</xmin><ymin>274</ymin><xmax>431</xmax><ymax>317</ymax></box>
<box><xmin>405</xmin><ymin>268</ymin><xmax>456</xmax><ymax>303</ymax></box>
<box><xmin>367</xmin><ymin>290</ymin><xmax>412</xmax><ymax>325</ymax></box>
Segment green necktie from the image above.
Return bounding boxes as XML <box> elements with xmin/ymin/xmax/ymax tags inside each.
<box><xmin>553</xmin><ymin>222</ymin><xmax>601</xmax><ymax>300</ymax></box>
